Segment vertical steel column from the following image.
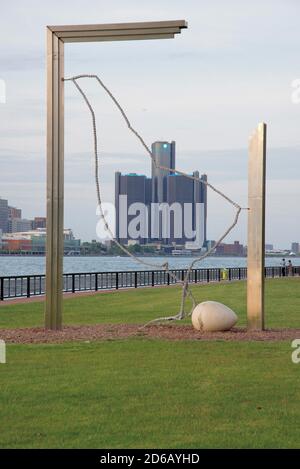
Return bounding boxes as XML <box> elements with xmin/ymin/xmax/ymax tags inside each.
<box><xmin>247</xmin><ymin>122</ymin><xmax>267</xmax><ymax>330</ymax></box>
<box><xmin>45</xmin><ymin>30</ymin><xmax>64</xmax><ymax>330</ymax></box>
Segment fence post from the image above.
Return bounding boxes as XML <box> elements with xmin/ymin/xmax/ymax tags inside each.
<box><xmin>116</xmin><ymin>272</ymin><xmax>119</xmax><ymax>290</ymax></box>
<box><xmin>72</xmin><ymin>274</ymin><xmax>75</xmax><ymax>293</ymax></box>
<box><xmin>206</xmin><ymin>269</ymin><xmax>210</xmax><ymax>283</ymax></box>
<box><xmin>27</xmin><ymin>276</ymin><xmax>31</xmax><ymax>298</ymax></box>
<box><xmin>134</xmin><ymin>271</ymin><xmax>138</xmax><ymax>288</ymax></box>
<box><xmin>228</xmin><ymin>268</ymin><xmax>232</xmax><ymax>281</ymax></box>
<box><xmin>152</xmin><ymin>271</ymin><xmax>155</xmax><ymax>287</ymax></box>
<box><xmin>95</xmin><ymin>273</ymin><xmax>98</xmax><ymax>291</ymax></box>
<box><xmin>0</xmin><ymin>278</ymin><xmax>4</xmax><ymax>301</ymax></box>
<box><xmin>218</xmin><ymin>269</ymin><xmax>221</xmax><ymax>282</ymax></box>
<box><xmin>194</xmin><ymin>269</ymin><xmax>197</xmax><ymax>284</ymax></box>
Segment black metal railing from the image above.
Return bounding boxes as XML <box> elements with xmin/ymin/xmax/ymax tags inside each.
<box><xmin>0</xmin><ymin>266</ymin><xmax>299</xmax><ymax>301</ymax></box>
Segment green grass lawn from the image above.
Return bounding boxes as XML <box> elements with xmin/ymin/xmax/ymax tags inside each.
<box><xmin>0</xmin><ymin>278</ymin><xmax>300</xmax><ymax>448</ymax></box>
<box><xmin>0</xmin><ymin>278</ymin><xmax>300</xmax><ymax>329</ymax></box>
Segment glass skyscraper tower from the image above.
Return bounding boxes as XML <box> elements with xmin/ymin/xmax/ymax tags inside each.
<box><xmin>151</xmin><ymin>141</ymin><xmax>176</xmax><ymax>204</ymax></box>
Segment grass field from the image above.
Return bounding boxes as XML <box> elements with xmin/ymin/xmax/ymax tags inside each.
<box><xmin>1</xmin><ymin>278</ymin><xmax>300</xmax><ymax>329</ymax></box>
<box><xmin>1</xmin><ymin>278</ymin><xmax>300</xmax><ymax>448</ymax></box>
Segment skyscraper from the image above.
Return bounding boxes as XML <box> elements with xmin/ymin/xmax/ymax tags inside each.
<box><xmin>166</xmin><ymin>171</ymin><xmax>207</xmax><ymax>247</ymax></box>
<box><xmin>115</xmin><ymin>172</ymin><xmax>151</xmax><ymax>244</ymax></box>
<box><xmin>151</xmin><ymin>141</ymin><xmax>175</xmax><ymax>204</ymax></box>
<box><xmin>199</xmin><ymin>173</ymin><xmax>207</xmax><ymax>243</ymax></box>
<box><xmin>0</xmin><ymin>197</ymin><xmax>8</xmax><ymax>233</ymax></box>
<box><xmin>115</xmin><ymin>142</ymin><xmax>207</xmax><ymax>248</ymax></box>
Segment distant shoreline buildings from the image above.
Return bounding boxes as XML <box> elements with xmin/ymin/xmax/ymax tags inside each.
<box><xmin>0</xmin><ymin>176</ymin><xmax>297</xmax><ymax>257</ymax></box>
<box><xmin>0</xmin><ymin>197</ymin><xmax>47</xmax><ymax>234</ymax></box>
<box><xmin>0</xmin><ymin>196</ymin><xmax>80</xmax><ymax>255</ymax></box>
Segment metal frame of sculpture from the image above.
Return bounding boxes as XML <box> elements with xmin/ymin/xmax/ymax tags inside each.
<box><xmin>46</xmin><ymin>20</ymin><xmax>187</xmax><ymax>329</ymax></box>
<box><xmin>46</xmin><ymin>21</ymin><xmax>266</xmax><ymax>332</ymax></box>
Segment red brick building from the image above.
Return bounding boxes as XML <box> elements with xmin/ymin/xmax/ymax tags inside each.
<box><xmin>215</xmin><ymin>241</ymin><xmax>244</xmax><ymax>256</ymax></box>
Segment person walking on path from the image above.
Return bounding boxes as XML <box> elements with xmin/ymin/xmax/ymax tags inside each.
<box><xmin>280</xmin><ymin>258</ymin><xmax>286</xmax><ymax>277</ymax></box>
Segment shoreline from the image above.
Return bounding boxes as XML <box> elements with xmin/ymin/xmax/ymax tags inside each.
<box><xmin>0</xmin><ymin>253</ymin><xmax>297</xmax><ymax>258</ymax></box>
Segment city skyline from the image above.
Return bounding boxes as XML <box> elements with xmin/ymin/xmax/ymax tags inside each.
<box><xmin>1</xmin><ymin>192</ymin><xmax>300</xmax><ymax>253</ymax></box>
<box><xmin>0</xmin><ymin>196</ymin><xmax>46</xmax><ymax>234</ymax></box>
<box><xmin>0</xmin><ymin>1</ymin><xmax>299</xmax><ymax>247</ymax></box>
<box><xmin>115</xmin><ymin>141</ymin><xmax>207</xmax><ymax>247</ymax></box>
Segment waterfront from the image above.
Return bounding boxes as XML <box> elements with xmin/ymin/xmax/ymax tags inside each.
<box><xmin>0</xmin><ymin>255</ymin><xmax>300</xmax><ymax>277</ymax></box>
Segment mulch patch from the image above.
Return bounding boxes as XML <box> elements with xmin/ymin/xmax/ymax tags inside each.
<box><xmin>1</xmin><ymin>324</ymin><xmax>300</xmax><ymax>344</ymax></box>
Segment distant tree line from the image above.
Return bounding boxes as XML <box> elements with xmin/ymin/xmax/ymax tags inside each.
<box><xmin>80</xmin><ymin>241</ymin><xmax>157</xmax><ymax>256</ymax></box>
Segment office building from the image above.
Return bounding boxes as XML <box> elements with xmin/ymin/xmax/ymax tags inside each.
<box><xmin>115</xmin><ymin>141</ymin><xmax>207</xmax><ymax>248</ymax></box>
<box><xmin>115</xmin><ymin>172</ymin><xmax>151</xmax><ymax>244</ymax></box>
<box><xmin>8</xmin><ymin>206</ymin><xmax>22</xmax><ymax>219</ymax></box>
<box><xmin>7</xmin><ymin>205</ymin><xmax>23</xmax><ymax>233</ymax></box>
<box><xmin>0</xmin><ymin>197</ymin><xmax>8</xmax><ymax>233</ymax></box>
<box><xmin>291</xmin><ymin>242</ymin><xmax>299</xmax><ymax>254</ymax></box>
<box><xmin>200</xmin><ymin>174</ymin><xmax>207</xmax><ymax>243</ymax></box>
<box><xmin>215</xmin><ymin>241</ymin><xmax>244</xmax><ymax>256</ymax></box>
<box><xmin>151</xmin><ymin>141</ymin><xmax>175</xmax><ymax>203</ymax></box>
<box><xmin>166</xmin><ymin>171</ymin><xmax>206</xmax><ymax>247</ymax></box>
<box><xmin>8</xmin><ymin>218</ymin><xmax>32</xmax><ymax>233</ymax></box>
<box><xmin>32</xmin><ymin>217</ymin><xmax>47</xmax><ymax>229</ymax></box>
<box><xmin>1</xmin><ymin>199</ymin><xmax>47</xmax><ymax>234</ymax></box>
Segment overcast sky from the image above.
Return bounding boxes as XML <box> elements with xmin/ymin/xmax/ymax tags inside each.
<box><xmin>0</xmin><ymin>0</ymin><xmax>299</xmax><ymax>248</ymax></box>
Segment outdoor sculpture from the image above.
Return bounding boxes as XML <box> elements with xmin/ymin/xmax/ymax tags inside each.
<box><xmin>46</xmin><ymin>21</ymin><xmax>266</xmax><ymax>332</ymax></box>
<box><xmin>191</xmin><ymin>301</ymin><xmax>238</xmax><ymax>332</ymax></box>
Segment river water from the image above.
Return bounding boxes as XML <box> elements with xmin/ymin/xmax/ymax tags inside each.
<box><xmin>0</xmin><ymin>255</ymin><xmax>299</xmax><ymax>276</ymax></box>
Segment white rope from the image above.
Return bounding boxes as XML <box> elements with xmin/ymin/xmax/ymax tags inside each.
<box><xmin>64</xmin><ymin>74</ymin><xmax>246</xmax><ymax>324</ymax></box>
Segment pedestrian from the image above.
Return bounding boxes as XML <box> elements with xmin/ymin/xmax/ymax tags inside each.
<box><xmin>280</xmin><ymin>258</ymin><xmax>286</xmax><ymax>277</ymax></box>
<box><xmin>288</xmin><ymin>260</ymin><xmax>293</xmax><ymax>276</ymax></box>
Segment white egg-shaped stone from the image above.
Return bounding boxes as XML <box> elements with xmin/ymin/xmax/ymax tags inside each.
<box><xmin>191</xmin><ymin>301</ymin><xmax>238</xmax><ymax>332</ymax></box>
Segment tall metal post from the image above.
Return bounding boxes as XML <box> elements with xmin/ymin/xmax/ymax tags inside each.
<box><xmin>45</xmin><ymin>21</ymin><xmax>187</xmax><ymax>330</ymax></box>
<box><xmin>247</xmin><ymin>122</ymin><xmax>267</xmax><ymax>330</ymax></box>
<box><xmin>45</xmin><ymin>30</ymin><xmax>64</xmax><ymax>329</ymax></box>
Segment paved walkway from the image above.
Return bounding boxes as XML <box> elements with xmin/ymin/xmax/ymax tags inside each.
<box><xmin>2</xmin><ymin>276</ymin><xmax>288</xmax><ymax>307</ymax></box>
<box><xmin>0</xmin><ymin>282</ymin><xmax>182</xmax><ymax>306</ymax></box>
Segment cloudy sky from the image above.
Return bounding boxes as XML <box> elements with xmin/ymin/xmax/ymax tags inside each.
<box><xmin>0</xmin><ymin>0</ymin><xmax>299</xmax><ymax>248</ymax></box>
